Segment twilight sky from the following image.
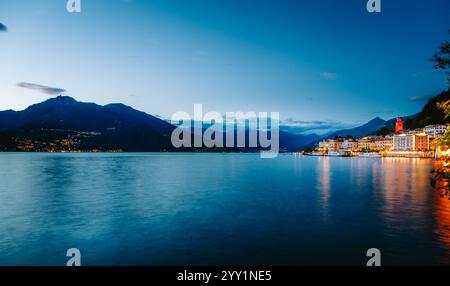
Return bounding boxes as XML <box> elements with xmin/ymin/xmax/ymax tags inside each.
<box><xmin>0</xmin><ymin>0</ymin><xmax>449</xmax><ymax>134</ymax></box>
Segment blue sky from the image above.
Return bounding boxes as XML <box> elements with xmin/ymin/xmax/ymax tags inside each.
<box><xmin>0</xmin><ymin>0</ymin><xmax>449</xmax><ymax>134</ymax></box>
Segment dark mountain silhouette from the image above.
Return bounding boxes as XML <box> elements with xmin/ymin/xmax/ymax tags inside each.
<box><xmin>279</xmin><ymin>132</ymin><xmax>320</xmax><ymax>151</ymax></box>
<box><xmin>403</xmin><ymin>89</ymin><xmax>450</xmax><ymax>129</ymax></box>
<box><xmin>0</xmin><ymin>96</ymin><xmax>316</xmax><ymax>152</ymax></box>
<box><xmin>306</xmin><ymin>89</ymin><xmax>450</xmax><ymax>148</ymax></box>
<box><xmin>323</xmin><ymin>117</ymin><xmax>386</xmax><ymax>139</ymax></box>
<box><xmin>0</xmin><ymin>96</ymin><xmax>174</xmax><ymax>134</ymax></box>
<box><xmin>172</xmin><ymin>125</ymin><xmax>319</xmax><ymax>152</ymax></box>
<box><xmin>307</xmin><ymin>117</ymin><xmax>399</xmax><ymax>149</ymax></box>
<box><xmin>0</xmin><ymin>132</ymin><xmax>16</xmax><ymax>151</ymax></box>
<box><xmin>3</xmin><ymin>91</ymin><xmax>446</xmax><ymax>152</ymax></box>
<box><xmin>0</xmin><ymin>96</ymin><xmax>176</xmax><ymax>151</ymax></box>
<box><xmin>376</xmin><ymin>89</ymin><xmax>449</xmax><ymax>135</ymax></box>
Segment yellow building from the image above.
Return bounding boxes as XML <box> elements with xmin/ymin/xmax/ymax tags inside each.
<box><xmin>393</xmin><ymin>133</ymin><xmax>429</xmax><ymax>151</ymax></box>
<box><xmin>373</xmin><ymin>136</ymin><xmax>393</xmax><ymax>151</ymax></box>
<box><xmin>357</xmin><ymin>137</ymin><xmax>375</xmax><ymax>151</ymax></box>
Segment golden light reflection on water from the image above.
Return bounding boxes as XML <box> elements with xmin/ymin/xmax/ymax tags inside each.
<box><xmin>434</xmin><ymin>195</ymin><xmax>450</xmax><ymax>261</ymax></box>
<box><xmin>312</xmin><ymin>156</ymin><xmax>450</xmax><ymax>263</ymax></box>
<box><xmin>432</xmin><ymin>160</ymin><xmax>450</xmax><ymax>262</ymax></box>
<box><xmin>378</xmin><ymin>158</ymin><xmax>429</xmax><ymax>220</ymax></box>
<box><xmin>379</xmin><ymin>158</ymin><xmax>450</xmax><ymax>262</ymax></box>
<box><xmin>316</xmin><ymin>156</ymin><xmax>330</xmax><ymax>215</ymax></box>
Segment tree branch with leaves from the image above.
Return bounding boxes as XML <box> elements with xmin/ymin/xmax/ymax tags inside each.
<box><xmin>437</xmin><ymin>100</ymin><xmax>450</xmax><ymax>146</ymax></box>
<box><xmin>431</xmin><ymin>30</ymin><xmax>450</xmax><ymax>86</ymax></box>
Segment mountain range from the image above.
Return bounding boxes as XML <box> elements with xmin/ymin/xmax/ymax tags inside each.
<box><xmin>0</xmin><ymin>96</ymin><xmax>175</xmax><ymax>151</ymax></box>
<box><xmin>322</xmin><ymin>117</ymin><xmax>387</xmax><ymax>140</ymax></box>
<box><xmin>0</xmin><ymin>91</ymin><xmax>448</xmax><ymax>152</ymax></box>
<box><xmin>0</xmin><ymin>96</ymin><xmax>326</xmax><ymax>152</ymax></box>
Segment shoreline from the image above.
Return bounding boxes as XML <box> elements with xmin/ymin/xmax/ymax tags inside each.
<box><xmin>301</xmin><ymin>151</ymin><xmax>436</xmax><ymax>159</ymax></box>
<box><xmin>0</xmin><ymin>150</ymin><xmax>437</xmax><ymax>159</ymax></box>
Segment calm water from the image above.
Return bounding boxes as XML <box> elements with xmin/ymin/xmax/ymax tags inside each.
<box><xmin>0</xmin><ymin>153</ymin><xmax>449</xmax><ymax>266</ymax></box>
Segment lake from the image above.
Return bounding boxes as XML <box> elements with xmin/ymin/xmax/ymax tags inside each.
<box><xmin>0</xmin><ymin>153</ymin><xmax>449</xmax><ymax>265</ymax></box>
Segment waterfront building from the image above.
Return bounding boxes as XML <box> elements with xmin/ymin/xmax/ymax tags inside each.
<box><xmin>357</xmin><ymin>137</ymin><xmax>375</xmax><ymax>151</ymax></box>
<box><xmin>341</xmin><ymin>139</ymin><xmax>358</xmax><ymax>151</ymax></box>
<box><xmin>414</xmin><ymin>133</ymin><xmax>429</xmax><ymax>151</ymax></box>
<box><xmin>374</xmin><ymin>136</ymin><xmax>393</xmax><ymax>151</ymax></box>
<box><xmin>319</xmin><ymin>139</ymin><xmax>340</xmax><ymax>151</ymax></box>
<box><xmin>393</xmin><ymin>133</ymin><xmax>429</xmax><ymax>151</ymax></box>
<box><xmin>328</xmin><ymin>139</ymin><xmax>342</xmax><ymax>151</ymax></box>
<box><xmin>318</xmin><ymin>140</ymin><xmax>329</xmax><ymax>149</ymax></box>
<box><xmin>393</xmin><ymin>134</ymin><xmax>414</xmax><ymax>151</ymax></box>
<box><xmin>423</xmin><ymin>124</ymin><xmax>448</xmax><ymax>138</ymax></box>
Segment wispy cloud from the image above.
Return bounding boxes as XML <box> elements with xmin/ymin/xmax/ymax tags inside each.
<box><xmin>17</xmin><ymin>82</ymin><xmax>67</xmax><ymax>95</ymax></box>
<box><xmin>372</xmin><ymin>109</ymin><xmax>394</xmax><ymax>116</ymax></box>
<box><xmin>280</xmin><ymin>118</ymin><xmax>354</xmax><ymax>135</ymax></box>
<box><xmin>0</xmin><ymin>23</ymin><xmax>7</xmax><ymax>32</ymax></box>
<box><xmin>317</xmin><ymin>72</ymin><xmax>338</xmax><ymax>81</ymax></box>
<box><xmin>408</xmin><ymin>95</ymin><xmax>432</xmax><ymax>103</ymax></box>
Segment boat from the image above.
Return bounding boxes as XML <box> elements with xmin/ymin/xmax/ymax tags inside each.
<box><xmin>327</xmin><ymin>151</ymin><xmax>341</xmax><ymax>157</ymax></box>
<box><xmin>359</xmin><ymin>152</ymin><xmax>382</xmax><ymax>158</ymax></box>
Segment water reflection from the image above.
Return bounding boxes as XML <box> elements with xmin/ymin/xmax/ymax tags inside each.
<box><xmin>316</xmin><ymin>156</ymin><xmax>330</xmax><ymax>215</ymax></box>
<box><xmin>432</xmin><ymin>159</ymin><xmax>450</xmax><ymax>264</ymax></box>
<box><xmin>379</xmin><ymin>159</ymin><xmax>432</xmax><ymax>229</ymax></box>
<box><xmin>434</xmin><ymin>194</ymin><xmax>450</xmax><ymax>264</ymax></box>
<box><xmin>1</xmin><ymin>153</ymin><xmax>450</xmax><ymax>265</ymax></box>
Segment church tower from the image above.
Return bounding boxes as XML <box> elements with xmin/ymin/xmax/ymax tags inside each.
<box><xmin>395</xmin><ymin>117</ymin><xmax>404</xmax><ymax>133</ymax></box>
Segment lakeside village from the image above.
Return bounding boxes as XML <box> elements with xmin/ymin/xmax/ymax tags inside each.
<box><xmin>304</xmin><ymin>118</ymin><xmax>449</xmax><ymax>159</ymax></box>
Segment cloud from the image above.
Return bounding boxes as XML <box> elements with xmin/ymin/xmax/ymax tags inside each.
<box><xmin>373</xmin><ymin>109</ymin><xmax>394</xmax><ymax>115</ymax></box>
<box><xmin>17</xmin><ymin>82</ymin><xmax>67</xmax><ymax>95</ymax></box>
<box><xmin>408</xmin><ymin>95</ymin><xmax>433</xmax><ymax>103</ymax></box>
<box><xmin>0</xmin><ymin>23</ymin><xmax>7</xmax><ymax>32</ymax></box>
<box><xmin>317</xmin><ymin>72</ymin><xmax>338</xmax><ymax>81</ymax></box>
<box><xmin>280</xmin><ymin>118</ymin><xmax>355</xmax><ymax>135</ymax></box>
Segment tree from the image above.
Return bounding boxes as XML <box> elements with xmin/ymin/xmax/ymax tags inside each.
<box><xmin>437</xmin><ymin>100</ymin><xmax>450</xmax><ymax>118</ymax></box>
<box><xmin>432</xmin><ymin>31</ymin><xmax>450</xmax><ymax>194</ymax></box>
<box><xmin>376</xmin><ymin>127</ymin><xmax>391</xmax><ymax>136</ymax></box>
<box><xmin>437</xmin><ymin>100</ymin><xmax>450</xmax><ymax>146</ymax></box>
<box><xmin>431</xmin><ymin>30</ymin><xmax>450</xmax><ymax>85</ymax></box>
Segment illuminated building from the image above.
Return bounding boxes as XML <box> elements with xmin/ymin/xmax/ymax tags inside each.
<box><xmin>373</xmin><ymin>136</ymin><xmax>393</xmax><ymax>151</ymax></box>
<box><xmin>423</xmin><ymin>124</ymin><xmax>448</xmax><ymax>138</ymax></box>
<box><xmin>357</xmin><ymin>137</ymin><xmax>375</xmax><ymax>151</ymax></box>
<box><xmin>393</xmin><ymin>134</ymin><xmax>413</xmax><ymax>151</ymax></box>
<box><xmin>395</xmin><ymin>117</ymin><xmax>404</xmax><ymax>133</ymax></box>
<box><xmin>319</xmin><ymin>139</ymin><xmax>342</xmax><ymax>152</ymax></box>
<box><xmin>318</xmin><ymin>140</ymin><xmax>329</xmax><ymax>149</ymax></box>
<box><xmin>327</xmin><ymin>139</ymin><xmax>341</xmax><ymax>151</ymax></box>
<box><xmin>393</xmin><ymin>133</ymin><xmax>429</xmax><ymax>151</ymax></box>
<box><xmin>414</xmin><ymin>133</ymin><xmax>429</xmax><ymax>151</ymax></box>
<box><xmin>341</xmin><ymin>139</ymin><xmax>358</xmax><ymax>151</ymax></box>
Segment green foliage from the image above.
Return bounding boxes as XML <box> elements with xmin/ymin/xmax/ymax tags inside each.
<box><xmin>405</xmin><ymin>90</ymin><xmax>450</xmax><ymax>130</ymax></box>
<box><xmin>437</xmin><ymin>100</ymin><xmax>450</xmax><ymax>118</ymax></box>
<box><xmin>430</xmin><ymin>29</ymin><xmax>450</xmax><ymax>85</ymax></box>
<box><xmin>375</xmin><ymin>126</ymin><xmax>392</xmax><ymax>136</ymax></box>
<box><xmin>440</xmin><ymin>131</ymin><xmax>450</xmax><ymax>146</ymax></box>
<box><xmin>437</xmin><ymin>100</ymin><xmax>450</xmax><ymax>146</ymax></box>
